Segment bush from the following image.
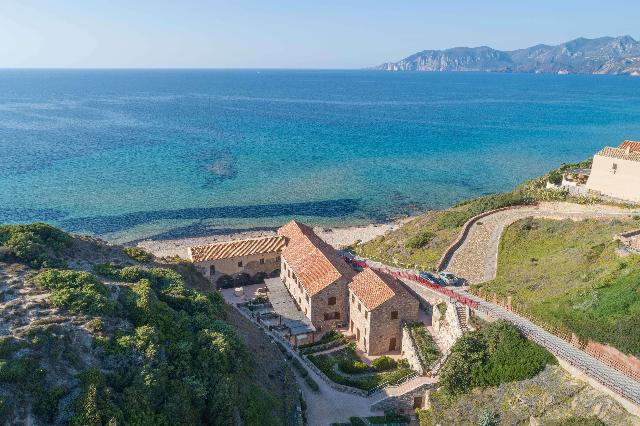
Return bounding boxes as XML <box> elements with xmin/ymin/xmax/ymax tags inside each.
<box><xmin>34</xmin><ymin>269</ymin><xmax>115</xmax><ymax>315</ymax></box>
<box><xmin>123</xmin><ymin>246</ymin><xmax>152</xmax><ymax>263</ymax></box>
<box><xmin>439</xmin><ymin>321</ymin><xmax>556</xmax><ymax>396</ymax></box>
<box><xmin>304</xmin><ymin>375</ymin><xmax>319</xmax><ymax>392</ymax></box>
<box><xmin>405</xmin><ymin>231</ymin><xmax>435</xmax><ymax>250</ymax></box>
<box><xmin>338</xmin><ymin>360</ymin><xmax>370</xmax><ymax>374</ymax></box>
<box><xmin>408</xmin><ymin>323</ymin><xmax>441</xmax><ymax>367</ymax></box>
<box><xmin>292</xmin><ymin>358</ymin><xmax>308</xmax><ymax>377</ymax></box>
<box><xmin>371</xmin><ymin>356</ymin><xmax>397</xmax><ymax>372</ymax></box>
<box><xmin>0</xmin><ymin>223</ymin><xmax>72</xmax><ymax>268</ymax></box>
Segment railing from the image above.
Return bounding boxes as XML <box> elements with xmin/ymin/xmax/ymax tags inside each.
<box><xmin>341</xmin><ymin>254</ymin><xmax>479</xmax><ymax>310</ymax></box>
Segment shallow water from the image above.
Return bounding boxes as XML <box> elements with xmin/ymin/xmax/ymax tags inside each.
<box><xmin>1</xmin><ymin>69</ymin><xmax>639</xmax><ymax>242</ymax></box>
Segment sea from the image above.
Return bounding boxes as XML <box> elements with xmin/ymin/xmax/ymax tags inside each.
<box><xmin>1</xmin><ymin>69</ymin><xmax>639</xmax><ymax>243</ymax></box>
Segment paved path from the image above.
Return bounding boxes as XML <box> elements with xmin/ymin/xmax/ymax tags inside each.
<box><xmin>443</xmin><ymin>202</ymin><xmax>640</xmax><ymax>284</ymax></box>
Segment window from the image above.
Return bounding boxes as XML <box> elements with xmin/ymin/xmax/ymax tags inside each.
<box><xmin>612</xmin><ymin>163</ymin><xmax>618</xmax><ymax>174</ymax></box>
<box><xmin>237</xmin><ymin>261</ymin><xmax>243</xmax><ymax>267</ymax></box>
<box><xmin>260</xmin><ymin>258</ymin><xmax>265</xmax><ymax>264</ymax></box>
<box><xmin>328</xmin><ymin>296</ymin><xmax>336</xmax><ymax>306</ymax></box>
<box><xmin>351</xmin><ymin>294</ymin><xmax>355</xmax><ymax>303</ymax></box>
<box><xmin>305</xmin><ymin>294</ymin><xmax>309</xmax><ymax>302</ymax></box>
<box><xmin>391</xmin><ymin>311</ymin><xmax>398</xmax><ymax>320</ymax></box>
<box><xmin>335</xmin><ymin>311</ymin><xmax>341</xmax><ymax>320</ymax></box>
<box><xmin>209</xmin><ymin>265</ymin><xmax>215</xmax><ymax>275</ymax></box>
<box><xmin>276</xmin><ymin>256</ymin><xmax>281</xmax><ymax>263</ymax></box>
<box><xmin>358</xmin><ymin>303</ymin><xmax>361</xmax><ymax>312</ymax></box>
<box><xmin>364</xmin><ymin>311</ymin><xmax>368</xmax><ymax>319</ymax></box>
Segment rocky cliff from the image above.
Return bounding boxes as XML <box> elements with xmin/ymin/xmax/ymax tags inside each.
<box><xmin>375</xmin><ymin>36</ymin><xmax>640</xmax><ymax>75</ymax></box>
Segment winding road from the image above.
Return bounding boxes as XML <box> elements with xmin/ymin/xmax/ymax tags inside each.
<box><xmin>442</xmin><ymin>202</ymin><xmax>640</xmax><ymax>284</ymax></box>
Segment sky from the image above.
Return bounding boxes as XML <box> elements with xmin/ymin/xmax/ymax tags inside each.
<box><xmin>1</xmin><ymin>0</ymin><xmax>638</xmax><ymax>69</ymax></box>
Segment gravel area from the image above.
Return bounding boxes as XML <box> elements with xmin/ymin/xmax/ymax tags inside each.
<box><xmin>444</xmin><ymin>202</ymin><xmax>640</xmax><ymax>284</ymax></box>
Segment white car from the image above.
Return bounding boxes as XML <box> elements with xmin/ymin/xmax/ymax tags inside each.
<box><xmin>438</xmin><ymin>271</ymin><xmax>462</xmax><ymax>286</ymax></box>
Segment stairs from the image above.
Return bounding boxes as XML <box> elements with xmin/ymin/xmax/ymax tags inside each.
<box><xmin>455</xmin><ymin>304</ymin><xmax>468</xmax><ymax>332</ymax></box>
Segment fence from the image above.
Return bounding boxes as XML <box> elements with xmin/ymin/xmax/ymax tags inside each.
<box><xmin>342</xmin><ymin>255</ymin><xmax>479</xmax><ymax>310</ymax></box>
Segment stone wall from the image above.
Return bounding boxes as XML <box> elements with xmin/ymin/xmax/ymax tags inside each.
<box><xmin>348</xmin><ymin>289</ymin><xmax>371</xmax><ymax>353</ymax></box>
<box><xmin>310</xmin><ymin>280</ymin><xmax>349</xmax><ymax>331</ymax></box>
<box><xmin>370</xmin><ymin>382</ymin><xmax>435</xmax><ymax>413</ymax></box>
<box><xmin>401</xmin><ymin>324</ymin><xmax>425</xmax><ymax>375</ymax></box>
<box><xmin>367</xmin><ymin>294</ymin><xmax>420</xmax><ymax>355</ymax></box>
<box><xmin>432</xmin><ymin>301</ymin><xmax>463</xmax><ymax>353</ymax></box>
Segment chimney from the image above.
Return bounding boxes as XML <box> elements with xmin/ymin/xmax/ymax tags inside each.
<box><xmin>626</xmin><ymin>146</ymin><xmax>632</xmax><ymax>154</ymax></box>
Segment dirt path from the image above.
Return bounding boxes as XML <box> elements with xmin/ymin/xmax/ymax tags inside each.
<box><xmin>443</xmin><ymin>202</ymin><xmax>640</xmax><ymax>284</ymax></box>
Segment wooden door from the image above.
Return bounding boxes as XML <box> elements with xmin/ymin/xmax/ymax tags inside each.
<box><xmin>389</xmin><ymin>337</ymin><xmax>397</xmax><ymax>351</ymax></box>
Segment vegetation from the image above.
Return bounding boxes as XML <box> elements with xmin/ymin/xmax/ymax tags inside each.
<box><xmin>0</xmin><ymin>225</ymin><xmax>298</xmax><ymax>425</ymax></box>
<box><xmin>546</xmin><ymin>416</ymin><xmax>605</xmax><ymax>426</ymax></box>
<box><xmin>439</xmin><ymin>321</ymin><xmax>556</xmax><ymax>396</ymax></box>
<box><xmin>34</xmin><ymin>269</ymin><xmax>115</xmax><ymax>315</ymax></box>
<box><xmin>354</xmin><ymin>159</ymin><xmax>620</xmax><ymax>270</ymax></box>
<box><xmin>474</xmin><ymin>217</ymin><xmax>640</xmax><ymax>356</ymax></box>
<box><xmin>298</xmin><ymin>329</ymin><xmax>343</xmax><ymax>349</ymax></box>
<box><xmin>123</xmin><ymin>246</ymin><xmax>152</xmax><ymax>263</ymax></box>
<box><xmin>307</xmin><ymin>346</ymin><xmax>414</xmax><ymax>391</ymax></box>
<box><xmin>0</xmin><ymin>223</ymin><xmax>72</xmax><ymax>268</ymax></box>
<box><xmin>366</xmin><ymin>410</ymin><xmax>409</xmax><ymax>425</ymax></box>
<box><xmin>407</xmin><ymin>323</ymin><xmax>441</xmax><ymax>367</ymax></box>
<box><xmin>371</xmin><ymin>355</ymin><xmax>397</xmax><ymax>372</ymax></box>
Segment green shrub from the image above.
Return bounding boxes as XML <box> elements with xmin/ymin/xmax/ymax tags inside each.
<box><xmin>545</xmin><ymin>416</ymin><xmax>604</xmax><ymax>426</ymax></box>
<box><xmin>123</xmin><ymin>246</ymin><xmax>152</xmax><ymax>263</ymax></box>
<box><xmin>547</xmin><ymin>170</ymin><xmax>563</xmax><ymax>185</ymax></box>
<box><xmin>304</xmin><ymin>375</ymin><xmax>319</xmax><ymax>392</ymax></box>
<box><xmin>34</xmin><ymin>270</ymin><xmax>115</xmax><ymax>315</ymax></box>
<box><xmin>436</xmin><ymin>303</ymin><xmax>447</xmax><ymax>317</ymax></box>
<box><xmin>406</xmin><ymin>231</ymin><xmax>435</xmax><ymax>250</ymax></box>
<box><xmin>292</xmin><ymin>357</ymin><xmax>308</xmax><ymax>377</ymax></box>
<box><xmin>0</xmin><ymin>223</ymin><xmax>72</xmax><ymax>268</ymax></box>
<box><xmin>408</xmin><ymin>323</ymin><xmax>441</xmax><ymax>367</ymax></box>
<box><xmin>371</xmin><ymin>355</ymin><xmax>397</xmax><ymax>372</ymax></box>
<box><xmin>338</xmin><ymin>359</ymin><xmax>370</xmax><ymax>374</ymax></box>
<box><xmin>349</xmin><ymin>417</ymin><xmax>367</xmax><ymax>426</ymax></box>
<box><xmin>439</xmin><ymin>321</ymin><xmax>555</xmax><ymax>396</ymax></box>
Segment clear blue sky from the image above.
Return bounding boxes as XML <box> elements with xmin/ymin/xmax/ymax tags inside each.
<box><xmin>1</xmin><ymin>0</ymin><xmax>638</xmax><ymax>68</ymax></box>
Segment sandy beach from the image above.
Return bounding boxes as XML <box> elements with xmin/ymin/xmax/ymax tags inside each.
<box><xmin>137</xmin><ymin>219</ymin><xmax>409</xmax><ymax>259</ymax></box>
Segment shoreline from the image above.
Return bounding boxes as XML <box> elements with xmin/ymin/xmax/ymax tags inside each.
<box><xmin>136</xmin><ymin>218</ymin><xmax>412</xmax><ymax>259</ymax></box>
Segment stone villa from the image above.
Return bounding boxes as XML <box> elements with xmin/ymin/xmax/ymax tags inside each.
<box><xmin>586</xmin><ymin>140</ymin><xmax>640</xmax><ymax>202</ymax></box>
<box><xmin>278</xmin><ymin>220</ymin><xmax>356</xmax><ymax>332</ymax></box>
<box><xmin>348</xmin><ymin>268</ymin><xmax>420</xmax><ymax>355</ymax></box>
<box><xmin>190</xmin><ymin>219</ymin><xmax>421</xmax><ymax>355</ymax></box>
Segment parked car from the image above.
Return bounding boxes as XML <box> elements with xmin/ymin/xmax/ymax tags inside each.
<box><xmin>438</xmin><ymin>271</ymin><xmax>463</xmax><ymax>286</ymax></box>
<box><xmin>419</xmin><ymin>271</ymin><xmax>446</xmax><ymax>286</ymax></box>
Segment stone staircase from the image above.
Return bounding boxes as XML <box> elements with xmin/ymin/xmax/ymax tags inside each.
<box><xmin>455</xmin><ymin>304</ymin><xmax>468</xmax><ymax>332</ymax></box>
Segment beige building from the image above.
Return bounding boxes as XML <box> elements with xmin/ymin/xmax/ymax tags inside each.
<box><xmin>586</xmin><ymin>140</ymin><xmax>640</xmax><ymax>202</ymax></box>
<box><xmin>278</xmin><ymin>220</ymin><xmax>356</xmax><ymax>331</ymax></box>
<box><xmin>348</xmin><ymin>268</ymin><xmax>420</xmax><ymax>355</ymax></box>
<box><xmin>188</xmin><ymin>236</ymin><xmax>286</xmax><ymax>288</ymax></box>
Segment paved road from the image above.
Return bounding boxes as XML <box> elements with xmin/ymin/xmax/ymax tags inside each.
<box><xmin>443</xmin><ymin>202</ymin><xmax>640</xmax><ymax>284</ymax></box>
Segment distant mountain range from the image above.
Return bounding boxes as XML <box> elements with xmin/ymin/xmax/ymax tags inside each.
<box><xmin>374</xmin><ymin>36</ymin><xmax>640</xmax><ymax>75</ymax></box>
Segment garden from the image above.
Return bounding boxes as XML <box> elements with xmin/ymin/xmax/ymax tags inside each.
<box><xmin>307</xmin><ymin>344</ymin><xmax>414</xmax><ymax>391</ymax></box>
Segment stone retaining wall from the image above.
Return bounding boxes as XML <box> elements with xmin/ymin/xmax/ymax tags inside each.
<box><xmin>401</xmin><ymin>324</ymin><xmax>425</xmax><ymax>375</ymax></box>
<box><xmin>370</xmin><ymin>382</ymin><xmax>435</xmax><ymax>413</ymax></box>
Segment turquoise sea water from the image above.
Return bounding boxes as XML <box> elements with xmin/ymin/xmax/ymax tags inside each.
<box><xmin>1</xmin><ymin>69</ymin><xmax>640</xmax><ymax>242</ymax></box>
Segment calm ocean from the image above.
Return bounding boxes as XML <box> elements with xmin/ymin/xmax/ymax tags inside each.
<box><xmin>1</xmin><ymin>69</ymin><xmax>639</xmax><ymax>242</ymax></box>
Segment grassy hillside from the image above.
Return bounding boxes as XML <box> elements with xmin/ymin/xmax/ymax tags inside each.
<box><xmin>474</xmin><ymin>217</ymin><xmax>640</xmax><ymax>356</ymax></box>
<box><xmin>0</xmin><ymin>223</ymin><xmax>299</xmax><ymax>425</ymax></box>
<box><xmin>355</xmin><ymin>160</ymin><xmax>612</xmax><ymax>271</ymax></box>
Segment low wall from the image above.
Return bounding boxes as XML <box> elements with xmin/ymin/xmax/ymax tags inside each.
<box><xmin>370</xmin><ymin>382</ymin><xmax>434</xmax><ymax>413</ymax></box>
<box><xmin>401</xmin><ymin>325</ymin><xmax>425</xmax><ymax>375</ymax></box>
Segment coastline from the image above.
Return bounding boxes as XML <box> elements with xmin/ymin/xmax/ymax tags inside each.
<box><xmin>136</xmin><ymin>218</ymin><xmax>412</xmax><ymax>259</ymax></box>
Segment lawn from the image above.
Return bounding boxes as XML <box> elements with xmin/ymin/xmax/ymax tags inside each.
<box><xmin>473</xmin><ymin>217</ymin><xmax>640</xmax><ymax>356</ymax></box>
<box><xmin>307</xmin><ymin>346</ymin><xmax>414</xmax><ymax>391</ymax></box>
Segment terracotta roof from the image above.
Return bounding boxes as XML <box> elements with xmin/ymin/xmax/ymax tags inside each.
<box><xmin>189</xmin><ymin>235</ymin><xmax>286</xmax><ymax>262</ymax></box>
<box><xmin>349</xmin><ymin>268</ymin><xmax>411</xmax><ymax>310</ymax></box>
<box><xmin>278</xmin><ymin>220</ymin><xmax>355</xmax><ymax>296</ymax></box>
<box><xmin>619</xmin><ymin>140</ymin><xmax>640</xmax><ymax>153</ymax></box>
<box><xmin>596</xmin><ymin>146</ymin><xmax>640</xmax><ymax>162</ymax></box>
